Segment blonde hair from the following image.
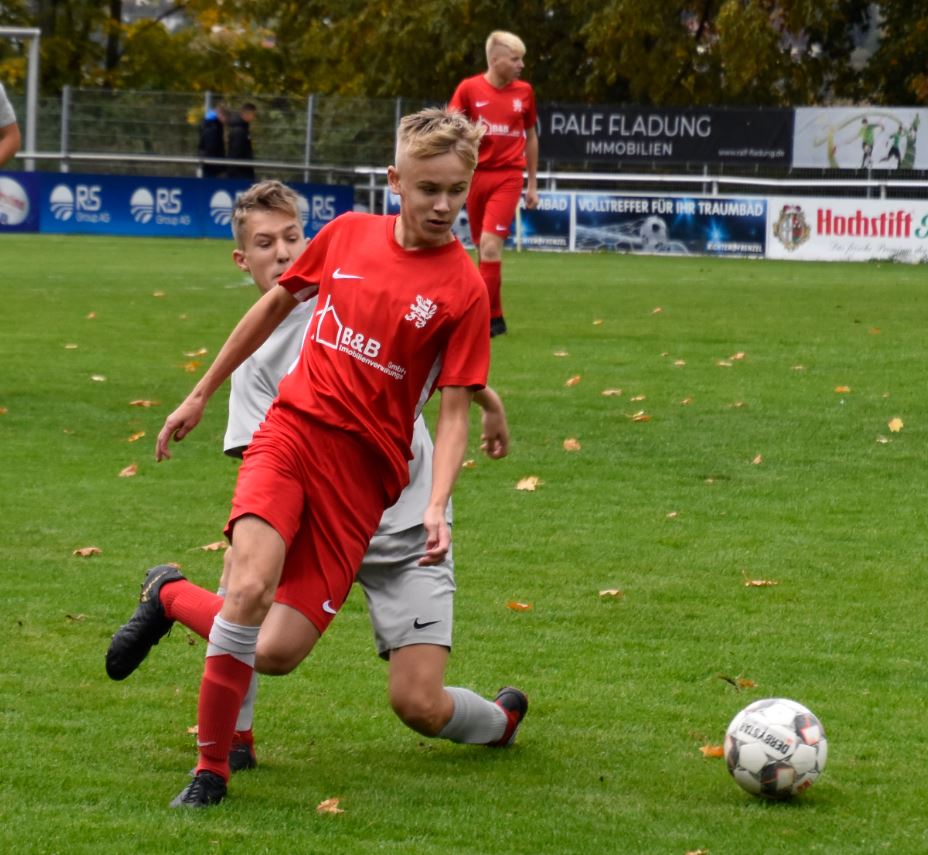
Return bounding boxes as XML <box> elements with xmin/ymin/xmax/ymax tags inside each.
<box><xmin>395</xmin><ymin>107</ymin><xmax>485</xmax><ymax>173</ymax></box>
<box><xmin>486</xmin><ymin>30</ymin><xmax>526</xmax><ymax>63</ymax></box>
<box><xmin>231</xmin><ymin>180</ymin><xmax>301</xmax><ymax>247</ymax></box>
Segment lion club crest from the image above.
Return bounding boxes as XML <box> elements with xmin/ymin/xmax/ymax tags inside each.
<box><xmin>513</xmin><ymin>98</ymin><xmax>523</xmax><ymax>112</ymax></box>
<box><xmin>405</xmin><ymin>295</ymin><xmax>438</xmax><ymax>329</ymax></box>
<box><xmin>773</xmin><ymin>204</ymin><xmax>811</xmax><ymax>251</ymax></box>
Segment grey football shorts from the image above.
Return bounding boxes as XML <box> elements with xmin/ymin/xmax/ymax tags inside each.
<box><xmin>355</xmin><ymin>524</ymin><xmax>455</xmax><ymax>659</ymax></box>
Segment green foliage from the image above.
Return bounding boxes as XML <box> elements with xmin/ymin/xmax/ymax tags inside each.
<box><xmin>3</xmin><ymin>237</ymin><xmax>928</xmax><ymax>851</ymax></box>
<box><xmin>2</xmin><ymin>1</ymin><xmax>927</xmax><ymax>105</ymax></box>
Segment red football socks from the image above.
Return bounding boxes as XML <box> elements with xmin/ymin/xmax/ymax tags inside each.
<box><xmin>479</xmin><ymin>260</ymin><xmax>503</xmax><ymax>319</ymax></box>
<box><xmin>160</xmin><ymin>579</ymin><xmax>223</xmax><ymax>640</ymax></box>
<box><xmin>195</xmin><ymin>653</ymin><xmax>254</xmax><ymax>781</ymax></box>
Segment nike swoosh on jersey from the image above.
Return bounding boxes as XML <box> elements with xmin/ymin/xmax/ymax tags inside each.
<box><xmin>413</xmin><ymin>618</ymin><xmax>441</xmax><ymax>630</ymax></box>
<box><xmin>332</xmin><ymin>268</ymin><xmax>364</xmax><ymax>280</ymax></box>
<box><xmin>475</xmin><ymin>100</ymin><xmax>490</xmax><ymax>107</ymax></box>
<box><xmin>322</xmin><ymin>600</ymin><xmax>338</xmax><ymax>615</ymax></box>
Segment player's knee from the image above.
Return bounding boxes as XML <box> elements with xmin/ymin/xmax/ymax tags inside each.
<box><xmin>255</xmin><ymin>644</ymin><xmax>301</xmax><ymax>676</ymax></box>
<box><xmin>390</xmin><ymin>686</ymin><xmax>447</xmax><ymax>736</ymax></box>
<box><xmin>224</xmin><ymin>574</ymin><xmax>276</xmax><ymax>617</ymax></box>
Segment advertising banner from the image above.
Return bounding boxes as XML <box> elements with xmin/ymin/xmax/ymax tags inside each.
<box><xmin>574</xmin><ymin>194</ymin><xmax>767</xmax><ymax>257</ymax></box>
<box><xmin>0</xmin><ymin>172</ymin><xmax>40</xmax><ymax>232</ymax></box>
<box><xmin>793</xmin><ymin>107</ymin><xmax>928</xmax><ymax>170</ymax></box>
<box><xmin>2</xmin><ymin>172</ymin><xmax>352</xmax><ymax>238</ymax></box>
<box><xmin>767</xmin><ymin>196</ymin><xmax>928</xmax><ymax>263</ymax></box>
<box><xmin>517</xmin><ymin>192</ymin><xmax>571</xmax><ymax>250</ymax></box>
<box><xmin>538</xmin><ymin>105</ymin><xmax>792</xmax><ymax>165</ymax></box>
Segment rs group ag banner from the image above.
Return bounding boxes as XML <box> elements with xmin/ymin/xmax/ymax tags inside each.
<box><xmin>767</xmin><ymin>197</ymin><xmax>928</xmax><ymax>263</ymax></box>
<box><xmin>538</xmin><ymin>105</ymin><xmax>792</xmax><ymax>165</ymax></box>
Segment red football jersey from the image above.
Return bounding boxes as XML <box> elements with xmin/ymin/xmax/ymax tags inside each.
<box><xmin>276</xmin><ymin>212</ymin><xmax>490</xmax><ymax>496</ymax></box>
<box><xmin>450</xmin><ymin>74</ymin><xmax>537</xmax><ymax>170</ymax></box>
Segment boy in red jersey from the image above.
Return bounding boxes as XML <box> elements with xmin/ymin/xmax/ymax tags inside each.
<box><xmin>113</xmin><ymin>110</ymin><xmax>500</xmax><ymax>808</ymax></box>
<box><xmin>450</xmin><ymin>30</ymin><xmax>540</xmax><ymax>337</ymax></box>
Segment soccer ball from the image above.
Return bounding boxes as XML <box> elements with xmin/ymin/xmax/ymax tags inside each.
<box><xmin>724</xmin><ymin>698</ymin><xmax>828</xmax><ymax>799</ymax></box>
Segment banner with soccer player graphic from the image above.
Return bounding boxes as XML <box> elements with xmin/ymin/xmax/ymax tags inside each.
<box><xmin>792</xmin><ymin>107</ymin><xmax>928</xmax><ymax>170</ymax></box>
<box><xmin>574</xmin><ymin>194</ymin><xmax>767</xmax><ymax>257</ymax></box>
<box><xmin>767</xmin><ymin>196</ymin><xmax>928</xmax><ymax>263</ymax></box>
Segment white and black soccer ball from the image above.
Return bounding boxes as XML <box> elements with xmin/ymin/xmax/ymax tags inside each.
<box><xmin>724</xmin><ymin>698</ymin><xmax>828</xmax><ymax>799</ymax></box>
<box><xmin>639</xmin><ymin>216</ymin><xmax>668</xmax><ymax>249</ymax></box>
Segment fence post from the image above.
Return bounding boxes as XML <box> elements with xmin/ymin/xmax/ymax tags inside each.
<box><xmin>303</xmin><ymin>93</ymin><xmax>315</xmax><ymax>183</ymax></box>
<box><xmin>60</xmin><ymin>85</ymin><xmax>71</xmax><ymax>173</ymax></box>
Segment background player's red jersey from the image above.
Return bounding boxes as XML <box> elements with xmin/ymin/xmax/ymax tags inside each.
<box><xmin>450</xmin><ymin>75</ymin><xmax>537</xmax><ymax>170</ymax></box>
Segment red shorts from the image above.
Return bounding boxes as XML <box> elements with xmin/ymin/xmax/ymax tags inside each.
<box><xmin>225</xmin><ymin>406</ymin><xmax>392</xmax><ymax>633</ymax></box>
<box><xmin>466</xmin><ymin>169</ymin><xmax>524</xmax><ymax>244</ymax></box>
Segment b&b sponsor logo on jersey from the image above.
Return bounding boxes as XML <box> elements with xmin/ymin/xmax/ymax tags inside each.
<box><xmin>130</xmin><ymin>186</ymin><xmax>190</xmax><ymax>226</ymax></box>
<box><xmin>313</xmin><ymin>294</ymin><xmax>407</xmax><ymax>381</ymax></box>
<box><xmin>50</xmin><ymin>183</ymin><xmax>111</xmax><ymax>223</ymax></box>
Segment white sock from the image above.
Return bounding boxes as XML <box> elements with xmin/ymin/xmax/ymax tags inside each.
<box><xmin>216</xmin><ymin>585</ymin><xmax>258</xmax><ymax>731</ymax></box>
<box><xmin>437</xmin><ymin>687</ymin><xmax>507</xmax><ymax>744</ymax></box>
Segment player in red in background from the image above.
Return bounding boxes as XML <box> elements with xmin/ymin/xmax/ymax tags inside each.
<box><xmin>106</xmin><ymin>109</ymin><xmax>517</xmax><ymax>809</ymax></box>
<box><xmin>450</xmin><ymin>30</ymin><xmax>539</xmax><ymax>337</ymax></box>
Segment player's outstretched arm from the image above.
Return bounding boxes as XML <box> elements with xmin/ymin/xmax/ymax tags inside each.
<box><xmin>156</xmin><ymin>286</ymin><xmax>298</xmax><ymax>461</ymax></box>
<box><xmin>420</xmin><ymin>385</ymin><xmax>473</xmax><ymax>566</ymax></box>
<box><xmin>473</xmin><ymin>385</ymin><xmax>509</xmax><ymax>459</ymax></box>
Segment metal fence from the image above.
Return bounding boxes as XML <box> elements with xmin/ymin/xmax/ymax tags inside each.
<box><xmin>4</xmin><ymin>87</ymin><xmax>927</xmax><ymax>207</ymax></box>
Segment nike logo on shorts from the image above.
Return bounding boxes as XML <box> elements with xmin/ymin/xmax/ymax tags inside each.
<box><xmin>495</xmin><ymin>224</ymin><xmax>508</xmax><ymax>232</ymax></box>
<box><xmin>413</xmin><ymin>618</ymin><xmax>441</xmax><ymax>630</ymax></box>
<box><xmin>332</xmin><ymin>268</ymin><xmax>364</xmax><ymax>280</ymax></box>
<box><xmin>322</xmin><ymin>600</ymin><xmax>337</xmax><ymax>615</ymax></box>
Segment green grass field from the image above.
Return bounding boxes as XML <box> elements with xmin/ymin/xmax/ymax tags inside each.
<box><xmin>2</xmin><ymin>234</ymin><xmax>927</xmax><ymax>854</ymax></box>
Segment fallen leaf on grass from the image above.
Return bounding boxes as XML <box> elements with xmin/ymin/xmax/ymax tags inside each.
<box><xmin>834</xmin><ymin>385</ymin><xmax>851</xmax><ymax>394</ymax></box>
<box><xmin>674</xmin><ymin>359</ymin><xmax>686</xmax><ymax>367</ymax></box>
<box><xmin>651</xmin><ymin>306</ymin><xmax>663</xmax><ymax>315</ymax></box>
<box><xmin>506</xmin><ymin>601</ymin><xmax>533</xmax><ymax>611</ymax></box>
<box><xmin>716</xmin><ymin>360</ymin><xmax>733</xmax><ymax>368</ymax></box>
<box><xmin>152</xmin><ymin>290</ymin><xmax>165</xmax><ymax>298</ymax></box>
<box><xmin>127</xmin><ymin>431</ymin><xmax>145</xmax><ymax>443</ymax></box>
<box><xmin>316</xmin><ymin>797</ymin><xmax>344</xmax><ymax>815</ymax></box>
<box><xmin>876</xmin><ymin>436</ymin><xmax>890</xmax><ymax>445</ymax></box>
<box><xmin>553</xmin><ymin>350</ymin><xmax>569</xmax><ymax>357</ymax></box>
<box><xmin>564</xmin><ymin>374</ymin><xmax>582</xmax><ymax>387</ymax></box>
<box><xmin>699</xmin><ymin>744</ymin><xmax>724</xmax><ymax>758</ymax></box>
<box><xmin>461</xmin><ymin>459</ymin><xmax>476</xmax><ymax>469</ymax></box>
<box><xmin>118</xmin><ymin>463</ymin><xmax>138</xmax><ymax>478</ymax></box>
<box><xmin>66</xmin><ymin>613</ymin><xmax>86</xmax><ymax>623</ymax></box>
<box><xmin>183</xmin><ymin>361</ymin><xmax>202</xmax><ymax>373</ymax></box>
<box><xmin>91</xmin><ymin>374</ymin><xmax>107</xmax><ymax>382</ymax></box>
<box><xmin>730</xmin><ymin>352</ymin><xmax>745</xmax><ymax>361</ymax></box>
<box><xmin>751</xmin><ymin>454</ymin><xmax>763</xmax><ymax>465</ymax></box>
<box><xmin>630</xmin><ymin>394</ymin><xmax>646</xmax><ymax>402</ymax></box>
<box><xmin>86</xmin><ymin>311</ymin><xmax>96</xmax><ymax>319</ymax></box>
<box><xmin>592</xmin><ymin>319</ymin><xmax>604</xmax><ymax>326</ymax></box>
<box><xmin>680</xmin><ymin>397</ymin><xmax>693</xmax><ymax>405</ymax></box>
<box><xmin>563</xmin><ymin>438</ymin><xmax>581</xmax><ymax>452</ymax></box>
<box><xmin>73</xmin><ymin>546</ymin><xmax>102</xmax><ymax>557</ymax></box>
<box><xmin>742</xmin><ymin>571</ymin><xmax>778</xmax><ymax>587</ymax></box>
<box><xmin>187</xmin><ymin>725</ymin><xmax>198</xmax><ymax>735</ymax></box>
<box><xmin>184</xmin><ymin>347</ymin><xmax>208</xmax><ymax>357</ymax></box>
<box><xmin>598</xmin><ymin>589</ymin><xmax>624</xmax><ymax>599</ymax></box>
<box><xmin>666</xmin><ymin>511</ymin><xmax>679</xmax><ymax>519</ymax></box>
<box><xmin>0</xmin><ymin>407</ymin><xmax>7</xmax><ymax>415</ymax></box>
<box><xmin>628</xmin><ymin>411</ymin><xmax>651</xmax><ymax>423</ymax></box>
<box><xmin>686</xmin><ymin>848</ymin><xmax>710</xmax><ymax>855</ymax></box>
<box><xmin>129</xmin><ymin>399</ymin><xmax>160</xmax><ymax>408</ymax></box>
<box><xmin>64</xmin><ymin>343</ymin><xmax>79</xmax><ymax>350</ymax></box>
<box><xmin>888</xmin><ymin>417</ymin><xmax>904</xmax><ymax>433</ymax></box>
<box><xmin>728</xmin><ymin>401</ymin><xmax>746</xmax><ymax>409</ymax></box>
<box><xmin>791</xmin><ymin>364</ymin><xmax>806</xmax><ymax>371</ymax></box>
<box><xmin>199</xmin><ymin>541</ymin><xmax>228</xmax><ymax>551</ymax></box>
<box><xmin>601</xmin><ymin>388</ymin><xmax>622</xmax><ymax>397</ymax></box>
<box><xmin>516</xmin><ymin>476</ymin><xmax>542</xmax><ymax>491</ymax></box>
<box><xmin>718</xmin><ymin>674</ymin><xmax>759</xmax><ymax>690</ymax></box>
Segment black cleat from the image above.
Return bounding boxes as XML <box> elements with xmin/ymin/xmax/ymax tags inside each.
<box><xmin>490</xmin><ymin>316</ymin><xmax>508</xmax><ymax>338</ymax></box>
<box><xmin>105</xmin><ymin>564</ymin><xmax>185</xmax><ymax>680</ymax></box>
<box><xmin>490</xmin><ymin>686</ymin><xmax>528</xmax><ymax>747</ymax></box>
<box><xmin>229</xmin><ymin>732</ymin><xmax>257</xmax><ymax>772</ymax></box>
<box><xmin>170</xmin><ymin>770</ymin><xmax>227</xmax><ymax>808</ymax></box>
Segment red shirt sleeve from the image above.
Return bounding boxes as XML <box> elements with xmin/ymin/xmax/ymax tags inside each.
<box><xmin>278</xmin><ymin>216</ymin><xmax>340</xmax><ymax>302</ymax></box>
<box><xmin>448</xmin><ymin>78</ymin><xmax>470</xmax><ymax>117</ymax></box>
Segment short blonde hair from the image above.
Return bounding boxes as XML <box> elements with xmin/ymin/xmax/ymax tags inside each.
<box><xmin>395</xmin><ymin>107</ymin><xmax>485</xmax><ymax>174</ymax></box>
<box><xmin>486</xmin><ymin>30</ymin><xmax>526</xmax><ymax>63</ymax></box>
<box><xmin>230</xmin><ymin>180</ymin><xmax>301</xmax><ymax>247</ymax></box>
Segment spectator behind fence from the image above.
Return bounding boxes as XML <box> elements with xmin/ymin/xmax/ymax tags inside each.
<box><xmin>227</xmin><ymin>102</ymin><xmax>257</xmax><ymax>180</ymax></box>
<box><xmin>198</xmin><ymin>104</ymin><xmax>228</xmax><ymax>178</ymax></box>
<box><xmin>0</xmin><ymin>82</ymin><xmax>22</xmax><ymax>167</ymax></box>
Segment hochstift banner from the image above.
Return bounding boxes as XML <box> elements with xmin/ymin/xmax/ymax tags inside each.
<box><xmin>537</xmin><ymin>105</ymin><xmax>793</xmax><ymax>165</ymax></box>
